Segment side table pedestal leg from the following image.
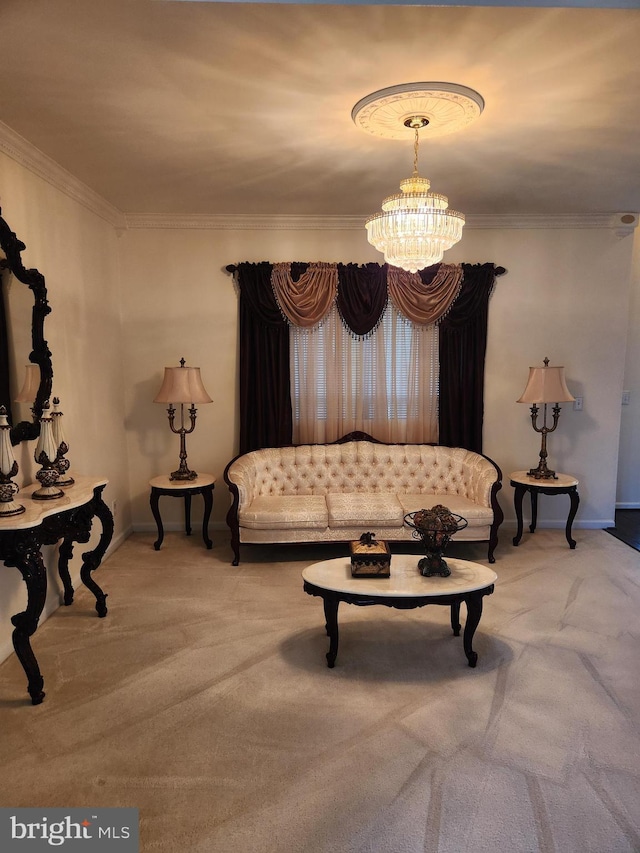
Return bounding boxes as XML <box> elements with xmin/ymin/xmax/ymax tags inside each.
<box><xmin>201</xmin><ymin>486</ymin><xmax>213</xmax><ymax>549</ymax></box>
<box><xmin>566</xmin><ymin>489</ymin><xmax>579</xmax><ymax>549</ymax></box>
<box><xmin>513</xmin><ymin>484</ymin><xmax>526</xmax><ymax>546</ymax></box>
<box><xmin>150</xmin><ymin>490</ymin><xmax>164</xmax><ymax>551</ymax></box>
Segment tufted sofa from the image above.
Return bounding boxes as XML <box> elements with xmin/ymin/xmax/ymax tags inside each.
<box><xmin>224</xmin><ymin>433</ymin><xmax>504</xmax><ymax>565</ymax></box>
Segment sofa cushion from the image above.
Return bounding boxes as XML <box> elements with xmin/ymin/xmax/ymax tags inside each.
<box><xmin>239</xmin><ymin>496</ymin><xmax>328</xmax><ymax>530</ymax></box>
<box><xmin>326</xmin><ymin>493</ymin><xmax>404</xmax><ymax>528</ymax></box>
<box><xmin>397</xmin><ymin>494</ymin><xmax>493</xmax><ymax>528</ymax></box>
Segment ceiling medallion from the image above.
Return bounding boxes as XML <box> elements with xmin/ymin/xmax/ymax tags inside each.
<box><xmin>352</xmin><ymin>82</ymin><xmax>484</xmax><ymax>140</ymax></box>
<box><xmin>353</xmin><ymin>83</ymin><xmax>484</xmax><ymax>272</ymax></box>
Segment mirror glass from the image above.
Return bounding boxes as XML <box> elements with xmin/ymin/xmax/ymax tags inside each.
<box><xmin>0</xmin><ymin>210</ymin><xmax>53</xmax><ymax>444</ymax></box>
<box><xmin>2</xmin><ymin>268</ymin><xmax>35</xmax><ymax>426</ymax></box>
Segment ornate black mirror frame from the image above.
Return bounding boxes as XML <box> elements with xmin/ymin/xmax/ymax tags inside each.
<box><xmin>0</xmin><ymin>208</ymin><xmax>52</xmax><ymax>445</ymax></box>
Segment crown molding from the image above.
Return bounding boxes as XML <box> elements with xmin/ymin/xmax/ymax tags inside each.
<box><xmin>125</xmin><ymin>211</ymin><xmax>638</xmax><ymax>232</ymax></box>
<box><xmin>124</xmin><ymin>213</ymin><xmax>367</xmax><ymax>230</ymax></box>
<box><xmin>467</xmin><ymin>212</ymin><xmax>638</xmax><ymax>232</ymax></box>
<box><xmin>0</xmin><ymin>120</ymin><xmax>125</xmax><ymax>229</ymax></box>
<box><xmin>0</xmin><ymin>121</ymin><xmax>634</xmax><ymax>237</ymax></box>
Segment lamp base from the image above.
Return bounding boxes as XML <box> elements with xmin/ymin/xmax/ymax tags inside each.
<box><xmin>169</xmin><ymin>468</ymin><xmax>198</xmax><ymax>482</ymax></box>
<box><xmin>527</xmin><ymin>462</ymin><xmax>558</xmax><ymax>480</ymax></box>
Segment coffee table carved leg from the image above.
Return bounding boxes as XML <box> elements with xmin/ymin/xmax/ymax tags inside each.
<box><xmin>463</xmin><ymin>593</ymin><xmax>484</xmax><ymax>668</ymax></box>
<box><xmin>323</xmin><ymin>595</ymin><xmax>340</xmax><ymax>668</ymax></box>
<box><xmin>451</xmin><ymin>602</ymin><xmax>461</xmax><ymax>636</ymax></box>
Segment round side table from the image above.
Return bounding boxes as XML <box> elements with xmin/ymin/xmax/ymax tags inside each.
<box><xmin>149</xmin><ymin>474</ymin><xmax>215</xmax><ymax>551</ymax></box>
<box><xmin>510</xmin><ymin>471</ymin><xmax>579</xmax><ymax>549</ymax></box>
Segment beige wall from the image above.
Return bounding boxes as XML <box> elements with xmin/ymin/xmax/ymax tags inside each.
<box><xmin>0</xmin><ymin>152</ymin><xmax>129</xmax><ymax>662</ymax></box>
<box><xmin>120</xmin><ymin>221</ymin><xmax>635</xmax><ymax>546</ymax></box>
<box><xmin>617</xmin><ymin>227</ymin><xmax>640</xmax><ymax>507</ymax></box>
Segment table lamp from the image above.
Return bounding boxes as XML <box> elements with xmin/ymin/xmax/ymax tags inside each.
<box><xmin>154</xmin><ymin>358</ymin><xmax>212</xmax><ymax>481</ymax></box>
<box><xmin>517</xmin><ymin>357</ymin><xmax>575</xmax><ymax>480</ymax></box>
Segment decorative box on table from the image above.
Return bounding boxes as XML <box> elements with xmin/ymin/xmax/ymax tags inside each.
<box><xmin>349</xmin><ymin>532</ymin><xmax>391</xmax><ymax>577</ymax></box>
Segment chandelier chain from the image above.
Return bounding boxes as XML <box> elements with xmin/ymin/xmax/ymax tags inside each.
<box><xmin>413</xmin><ymin>128</ymin><xmax>420</xmax><ymax>177</ymax></box>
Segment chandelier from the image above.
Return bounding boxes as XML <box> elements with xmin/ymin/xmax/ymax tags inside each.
<box><xmin>352</xmin><ymin>83</ymin><xmax>484</xmax><ymax>273</ymax></box>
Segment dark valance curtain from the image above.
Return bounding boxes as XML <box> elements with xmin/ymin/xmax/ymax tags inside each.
<box><xmin>234</xmin><ymin>261</ymin><xmax>498</xmax><ymax>454</ymax></box>
<box><xmin>237</xmin><ymin>262</ymin><xmax>292</xmax><ymax>454</ymax></box>
<box><xmin>438</xmin><ymin>263</ymin><xmax>496</xmax><ymax>453</ymax></box>
<box><xmin>336</xmin><ymin>263</ymin><xmax>388</xmax><ymax>337</ymax></box>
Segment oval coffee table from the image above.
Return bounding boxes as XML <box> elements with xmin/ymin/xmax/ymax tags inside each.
<box><xmin>303</xmin><ymin>554</ymin><xmax>497</xmax><ymax>669</ymax></box>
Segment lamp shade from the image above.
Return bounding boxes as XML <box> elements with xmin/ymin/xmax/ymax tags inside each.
<box><xmin>153</xmin><ymin>365</ymin><xmax>212</xmax><ymax>405</ymax></box>
<box><xmin>517</xmin><ymin>364</ymin><xmax>574</xmax><ymax>404</ymax></box>
<box><xmin>14</xmin><ymin>364</ymin><xmax>41</xmax><ymax>403</ymax></box>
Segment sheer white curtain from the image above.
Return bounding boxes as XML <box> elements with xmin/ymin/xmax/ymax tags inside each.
<box><xmin>291</xmin><ymin>302</ymin><xmax>438</xmax><ymax>444</ymax></box>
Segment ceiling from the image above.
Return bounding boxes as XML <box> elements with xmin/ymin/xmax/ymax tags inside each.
<box><xmin>0</xmin><ymin>0</ymin><xmax>639</xmax><ymax>217</ymax></box>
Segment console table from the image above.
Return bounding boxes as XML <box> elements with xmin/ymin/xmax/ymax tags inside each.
<box><xmin>510</xmin><ymin>471</ymin><xmax>580</xmax><ymax>549</ymax></box>
<box><xmin>0</xmin><ymin>476</ymin><xmax>113</xmax><ymax>705</ymax></box>
<box><xmin>303</xmin><ymin>555</ymin><xmax>496</xmax><ymax>669</ymax></box>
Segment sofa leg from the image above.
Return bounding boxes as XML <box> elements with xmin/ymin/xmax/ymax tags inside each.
<box><xmin>487</xmin><ymin>534</ymin><xmax>497</xmax><ymax>564</ymax></box>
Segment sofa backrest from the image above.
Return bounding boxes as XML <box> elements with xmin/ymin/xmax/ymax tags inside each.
<box><xmin>226</xmin><ymin>440</ymin><xmax>498</xmax><ymax>507</ymax></box>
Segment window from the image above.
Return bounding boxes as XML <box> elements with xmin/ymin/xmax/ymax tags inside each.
<box><xmin>291</xmin><ymin>301</ymin><xmax>438</xmax><ymax>444</ymax></box>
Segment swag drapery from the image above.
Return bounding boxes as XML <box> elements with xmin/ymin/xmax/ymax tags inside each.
<box><xmin>233</xmin><ymin>261</ymin><xmax>499</xmax><ymax>455</ymax></box>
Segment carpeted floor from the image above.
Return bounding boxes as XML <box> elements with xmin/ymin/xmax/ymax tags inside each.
<box><xmin>1</xmin><ymin>530</ymin><xmax>639</xmax><ymax>852</ymax></box>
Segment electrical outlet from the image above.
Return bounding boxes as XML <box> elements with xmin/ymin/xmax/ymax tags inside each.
<box><xmin>573</xmin><ymin>396</ymin><xmax>583</xmax><ymax>411</ymax></box>
<box><xmin>622</xmin><ymin>390</ymin><xmax>631</xmax><ymax>406</ymax></box>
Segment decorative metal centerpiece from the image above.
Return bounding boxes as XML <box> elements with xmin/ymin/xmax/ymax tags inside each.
<box><xmin>404</xmin><ymin>505</ymin><xmax>468</xmax><ymax>577</ymax></box>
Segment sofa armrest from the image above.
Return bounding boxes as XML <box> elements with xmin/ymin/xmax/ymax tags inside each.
<box><xmin>224</xmin><ymin>453</ymin><xmax>260</xmax><ymax>566</ymax></box>
<box><xmin>461</xmin><ymin>451</ymin><xmax>502</xmax><ymax>507</ymax></box>
<box><xmin>224</xmin><ymin>454</ymin><xmax>258</xmax><ymax>510</ymax></box>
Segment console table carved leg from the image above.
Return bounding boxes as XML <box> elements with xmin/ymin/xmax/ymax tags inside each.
<box><xmin>323</xmin><ymin>595</ymin><xmax>340</xmax><ymax>668</ymax></box>
<box><xmin>566</xmin><ymin>488</ymin><xmax>579</xmax><ymax>548</ymax></box>
<box><xmin>79</xmin><ymin>487</ymin><xmax>114</xmax><ymax>618</ymax></box>
<box><xmin>58</xmin><ymin>538</ymin><xmax>75</xmax><ymax>605</ymax></box>
<box><xmin>8</xmin><ymin>545</ymin><xmax>47</xmax><ymax>705</ymax></box>
<box><xmin>150</xmin><ymin>489</ymin><xmax>164</xmax><ymax>551</ymax></box>
<box><xmin>451</xmin><ymin>602</ymin><xmax>461</xmax><ymax>636</ymax></box>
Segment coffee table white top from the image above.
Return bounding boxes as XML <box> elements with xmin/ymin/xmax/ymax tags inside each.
<box><xmin>149</xmin><ymin>473</ymin><xmax>216</xmax><ymax>490</ymax></box>
<box><xmin>510</xmin><ymin>471</ymin><xmax>578</xmax><ymax>488</ymax></box>
<box><xmin>302</xmin><ymin>554</ymin><xmax>497</xmax><ymax>598</ymax></box>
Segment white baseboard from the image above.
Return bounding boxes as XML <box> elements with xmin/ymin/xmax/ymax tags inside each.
<box><xmin>615</xmin><ymin>502</ymin><xmax>640</xmax><ymax>510</ymax></box>
<box><xmin>502</xmin><ymin>519</ymin><xmax>614</xmax><ymax>530</ymax></box>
